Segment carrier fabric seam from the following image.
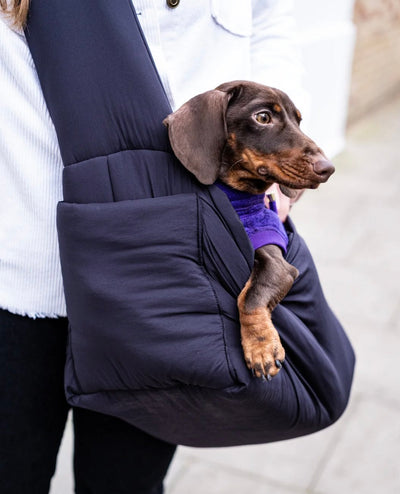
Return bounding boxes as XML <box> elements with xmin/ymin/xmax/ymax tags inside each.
<box><xmin>208</xmin><ymin>188</ymin><xmax>254</xmax><ymax>272</ymax></box>
<box><xmin>66</xmin><ymin>148</ymin><xmax>174</xmax><ymax>167</ymax></box>
<box><xmin>67</xmin><ymin>324</ymin><xmax>84</xmax><ymax>395</ymax></box>
<box><xmin>106</xmin><ymin>155</ymin><xmax>116</xmax><ymax>201</ymax></box>
<box><xmin>283</xmin><ymin>224</ymin><xmax>302</xmax><ymax>287</ymax></box>
<box><xmin>69</xmin><ymin>381</ymin><xmax>245</xmax><ymax>397</ymax></box>
<box><xmin>197</xmin><ymin>194</ymin><xmax>238</xmax><ymax>383</ymax></box>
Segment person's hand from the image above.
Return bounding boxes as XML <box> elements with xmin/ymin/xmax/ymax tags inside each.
<box><xmin>265</xmin><ymin>184</ymin><xmax>304</xmax><ymax>222</ymax></box>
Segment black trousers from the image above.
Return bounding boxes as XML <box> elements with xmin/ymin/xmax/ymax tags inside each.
<box><xmin>0</xmin><ymin>308</ymin><xmax>176</xmax><ymax>494</ymax></box>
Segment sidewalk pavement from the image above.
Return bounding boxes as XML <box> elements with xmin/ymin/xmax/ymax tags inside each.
<box><xmin>51</xmin><ymin>95</ymin><xmax>400</xmax><ymax>494</ymax></box>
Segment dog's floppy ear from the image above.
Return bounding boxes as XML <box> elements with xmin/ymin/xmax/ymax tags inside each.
<box><xmin>163</xmin><ymin>89</ymin><xmax>232</xmax><ymax>184</ymax></box>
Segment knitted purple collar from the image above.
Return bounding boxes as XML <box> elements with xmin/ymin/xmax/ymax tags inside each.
<box><xmin>215</xmin><ymin>181</ymin><xmax>288</xmax><ymax>252</ymax></box>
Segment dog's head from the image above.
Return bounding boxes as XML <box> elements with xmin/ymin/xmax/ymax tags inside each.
<box><xmin>163</xmin><ymin>80</ymin><xmax>334</xmax><ymax>196</ymax></box>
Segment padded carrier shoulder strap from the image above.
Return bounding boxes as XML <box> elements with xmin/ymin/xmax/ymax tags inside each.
<box><xmin>25</xmin><ymin>0</ymin><xmax>355</xmax><ymax>447</ymax></box>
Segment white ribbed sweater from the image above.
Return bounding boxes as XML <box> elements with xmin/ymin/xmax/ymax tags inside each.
<box><xmin>0</xmin><ymin>0</ymin><xmax>306</xmax><ymax>318</ymax></box>
<box><xmin>0</xmin><ymin>16</ymin><xmax>66</xmax><ymax>317</ymax></box>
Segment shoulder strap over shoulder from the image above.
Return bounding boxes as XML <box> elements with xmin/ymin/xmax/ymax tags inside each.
<box><xmin>26</xmin><ymin>0</ymin><xmax>170</xmax><ymax>165</ymax></box>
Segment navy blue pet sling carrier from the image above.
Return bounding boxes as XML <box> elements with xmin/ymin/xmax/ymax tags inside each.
<box><xmin>25</xmin><ymin>0</ymin><xmax>355</xmax><ymax>447</ymax></box>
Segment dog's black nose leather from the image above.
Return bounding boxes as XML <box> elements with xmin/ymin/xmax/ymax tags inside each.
<box><xmin>313</xmin><ymin>159</ymin><xmax>335</xmax><ymax>179</ymax></box>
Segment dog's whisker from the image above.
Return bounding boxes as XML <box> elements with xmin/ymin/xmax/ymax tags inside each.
<box><xmin>221</xmin><ymin>158</ymin><xmax>244</xmax><ymax>171</ymax></box>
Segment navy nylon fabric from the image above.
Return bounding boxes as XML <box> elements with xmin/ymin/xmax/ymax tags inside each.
<box><xmin>25</xmin><ymin>0</ymin><xmax>355</xmax><ymax>447</ymax></box>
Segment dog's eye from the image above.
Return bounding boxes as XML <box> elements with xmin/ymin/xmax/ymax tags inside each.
<box><xmin>257</xmin><ymin>166</ymin><xmax>268</xmax><ymax>176</ymax></box>
<box><xmin>254</xmin><ymin>111</ymin><xmax>272</xmax><ymax>125</ymax></box>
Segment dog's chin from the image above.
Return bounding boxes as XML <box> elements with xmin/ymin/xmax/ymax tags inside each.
<box><xmin>279</xmin><ymin>181</ymin><xmax>321</xmax><ymax>198</ymax></box>
<box><xmin>278</xmin><ymin>184</ymin><xmax>298</xmax><ymax>198</ymax></box>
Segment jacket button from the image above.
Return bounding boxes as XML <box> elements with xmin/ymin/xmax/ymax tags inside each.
<box><xmin>166</xmin><ymin>0</ymin><xmax>180</xmax><ymax>8</ymax></box>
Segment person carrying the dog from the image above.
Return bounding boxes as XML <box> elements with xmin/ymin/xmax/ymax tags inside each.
<box><xmin>0</xmin><ymin>1</ymin><xmax>354</xmax><ymax>493</ymax></box>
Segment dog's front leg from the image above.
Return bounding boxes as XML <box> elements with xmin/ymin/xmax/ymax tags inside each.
<box><xmin>238</xmin><ymin>245</ymin><xmax>299</xmax><ymax>379</ymax></box>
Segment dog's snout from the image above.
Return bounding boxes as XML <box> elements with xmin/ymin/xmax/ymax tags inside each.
<box><xmin>313</xmin><ymin>159</ymin><xmax>335</xmax><ymax>180</ymax></box>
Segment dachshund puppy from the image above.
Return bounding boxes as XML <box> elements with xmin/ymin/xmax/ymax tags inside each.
<box><xmin>164</xmin><ymin>80</ymin><xmax>334</xmax><ymax>380</ymax></box>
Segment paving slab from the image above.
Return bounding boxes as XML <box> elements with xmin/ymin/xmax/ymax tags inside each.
<box><xmin>174</xmin><ymin>424</ymin><xmax>343</xmax><ymax>492</ymax></box>
<box><xmin>167</xmin><ymin>460</ymin><xmax>301</xmax><ymax>494</ymax></box>
<box><xmin>311</xmin><ymin>396</ymin><xmax>400</xmax><ymax>494</ymax></box>
<box><xmin>50</xmin><ymin>414</ymin><xmax>73</xmax><ymax>494</ymax></box>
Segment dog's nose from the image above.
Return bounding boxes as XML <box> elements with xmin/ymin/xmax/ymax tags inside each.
<box><xmin>313</xmin><ymin>159</ymin><xmax>335</xmax><ymax>180</ymax></box>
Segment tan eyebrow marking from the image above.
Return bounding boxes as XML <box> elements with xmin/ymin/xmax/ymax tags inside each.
<box><xmin>273</xmin><ymin>104</ymin><xmax>282</xmax><ymax>113</ymax></box>
<box><xmin>296</xmin><ymin>110</ymin><xmax>302</xmax><ymax>120</ymax></box>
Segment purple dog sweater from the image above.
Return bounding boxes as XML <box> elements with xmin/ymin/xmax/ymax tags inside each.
<box><xmin>216</xmin><ymin>181</ymin><xmax>288</xmax><ymax>253</ymax></box>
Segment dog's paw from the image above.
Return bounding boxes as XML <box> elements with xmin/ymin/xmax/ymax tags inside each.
<box><xmin>240</xmin><ymin>308</ymin><xmax>285</xmax><ymax>380</ymax></box>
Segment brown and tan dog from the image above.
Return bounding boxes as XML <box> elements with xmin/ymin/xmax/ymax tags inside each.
<box><xmin>164</xmin><ymin>80</ymin><xmax>334</xmax><ymax>380</ymax></box>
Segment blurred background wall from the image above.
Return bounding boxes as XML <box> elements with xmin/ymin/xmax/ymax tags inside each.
<box><xmin>293</xmin><ymin>0</ymin><xmax>400</xmax><ymax>158</ymax></box>
<box><xmin>293</xmin><ymin>0</ymin><xmax>357</xmax><ymax>158</ymax></box>
<box><xmin>348</xmin><ymin>0</ymin><xmax>400</xmax><ymax>123</ymax></box>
